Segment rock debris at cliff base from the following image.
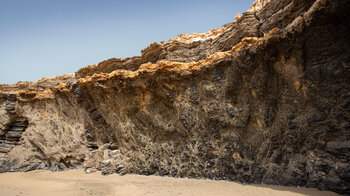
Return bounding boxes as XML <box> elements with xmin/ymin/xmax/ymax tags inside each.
<box><xmin>0</xmin><ymin>0</ymin><xmax>349</xmax><ymax>194</ymax></box>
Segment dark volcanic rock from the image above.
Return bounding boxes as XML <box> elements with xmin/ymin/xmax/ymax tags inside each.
<box><xmin>0</xmin><ymin>0</ymin><xmax>349</xmax><ymax>194</ymax></box>
<box><xmin>0</xmin><ymin>158</ymin><xmax>9</xmax><ymax>172</ymax></box>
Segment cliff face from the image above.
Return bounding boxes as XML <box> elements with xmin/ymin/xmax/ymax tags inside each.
<box><xmin>0</xmin><ymin>0</ymin><xmax>349</xmax><ymax>194</ymax></box>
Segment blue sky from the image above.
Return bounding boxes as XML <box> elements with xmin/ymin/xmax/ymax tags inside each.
<box><xmin>0</xmin><ymin>0</ymin><xmax>253</xmax><ymax>84</ymax></box>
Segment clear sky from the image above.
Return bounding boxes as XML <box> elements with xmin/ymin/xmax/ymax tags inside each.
<box><xmin>0</xmin><ymin>0</ymin><xmax>253</xmax><ymax>84</ymax></box>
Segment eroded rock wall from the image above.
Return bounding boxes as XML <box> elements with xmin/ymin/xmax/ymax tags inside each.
<box><xmin>0</xmin><ymin>0</ymin><xmax>349</xmax><ymax>194</ymax></box>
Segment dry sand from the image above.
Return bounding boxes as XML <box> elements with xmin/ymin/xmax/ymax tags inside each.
<box><xmin>0</xmin><ymin>170</ymin><xmax>338</xmax><ymax>196</ymax></box>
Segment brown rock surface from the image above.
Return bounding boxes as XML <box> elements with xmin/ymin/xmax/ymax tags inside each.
<box><xmin>0</xmin><ymin>0</ymin><xmax>349</xmax><ymax>194</ymax></box>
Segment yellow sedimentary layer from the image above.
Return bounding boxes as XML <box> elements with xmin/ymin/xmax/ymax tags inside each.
<box><xmin>3</xmin><ymin>28</ymin><xmax>280</xmax><ymax>101</ymax></box>
<box><xmin>167</xmin><ymin>25</ymin><xmax>227</xmax><ymax>44</ymax></box>
<box><xmin>77</xmin><ymin>51</ymin><xmax>231</xmax><ymax>85</ymax></box>
<box><xmin>249</xmin><ymin>0</ymin><xmax>272</xmax><ymax>12</ymax></box>
<box><xmin>79</xmin><ymin>28</ymin><xmax>280</xmax><ymax>85</ymax></box>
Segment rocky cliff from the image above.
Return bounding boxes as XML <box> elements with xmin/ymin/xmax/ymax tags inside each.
<box><xmin>0</xmin><ymin>0</ymin><xmax>349</xmax><ymax>194</ymax></box>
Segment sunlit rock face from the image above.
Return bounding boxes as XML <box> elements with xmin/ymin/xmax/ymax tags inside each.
<box><xmin>0</xmin><ymin>0</ymin><xmax>349</xmax><ymax>194</ymax></box>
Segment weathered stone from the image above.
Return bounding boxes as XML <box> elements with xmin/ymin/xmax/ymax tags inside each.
<box><xmin>13</xmin><ymin>118</ymin><xmax>28</xmax><ymax>127</ymax></box>
<box><xmin>21</xmin><ymin>163</ymin><xmax>41</xmax><ymax>172</ymax></box>
<box><xmin>5</xmin><ymin>102</ymin><xmax>15</xmax><ymax>111</ymax></box>
<box><xmin>6</xmin><ymin>131</ymin><xmax>22</xmax><ymax>138</ymax></box>
<box><xmin>326</xmin><ymin>141</ymin><xmax>350</xmax><ymax>152</ymax></box>
<box><xmin>85</xmin><ymin>168</ymin><xmax>97</xmax><ymax>174</ymax></box>
<box><xmin>0</xmin><ymin>0</ymin><xmax>349</xmax><ymax>195</ymax></box>
<box><xmin>3</xmin><ymin>140</ymin><xmax>17</xmax><ymax>145</ymax></box>
<box><xmin>100</xmin><ymin>160</ymin><xmax>112</xmax><ymax>175</ymax></box>
<box><xmin>9</xmin><ymin>127</ymin><xmax>25</xmax><ymax>132</ymax></box>
<box><xmin>0</xmin><ymin>158</ymin><xmax>9</xmax><ymax>172</ymax></box>
<box><xmin>7</xmin><ymin>93</ymin><xmax>16</xmax><ymax>102</ymax></box>
<box><xmin>5</xmin><ymin>137</ymin><xmax>19</xmax><ymax>142</ymax></box>
<box><xmin>0</xmin><ymin>147</ymin><xmax>11</xmax><ymax>153</ymax></box>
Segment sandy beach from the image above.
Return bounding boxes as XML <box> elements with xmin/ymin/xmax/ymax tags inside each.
<box><xmin>0</xmin><ymin>170</ymin><xmax>338</xmax><ymax>196</ymax></box>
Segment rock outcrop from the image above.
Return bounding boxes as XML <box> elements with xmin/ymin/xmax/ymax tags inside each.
<box><xmin>0</xmin><ymin>0</ymin><xmax>349</xmax><ymax>194</ymax></box>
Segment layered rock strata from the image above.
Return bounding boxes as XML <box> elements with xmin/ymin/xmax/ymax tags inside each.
<box><xmin>0</xmin><ymin>0</ymin><xmax>349</xmax><ymax>194</ymax></box>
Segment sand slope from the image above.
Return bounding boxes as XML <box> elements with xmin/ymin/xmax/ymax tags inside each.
<box><xmin>0</xmin><ymin>170</ymin><xmax>338</xmax><ymax>196</ymax></box>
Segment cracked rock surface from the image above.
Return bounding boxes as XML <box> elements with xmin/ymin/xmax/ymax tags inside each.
<box><xmin>0</xmin><ymin>0</ymin><xmax>349</xmax><ymax>194</ymax></box>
